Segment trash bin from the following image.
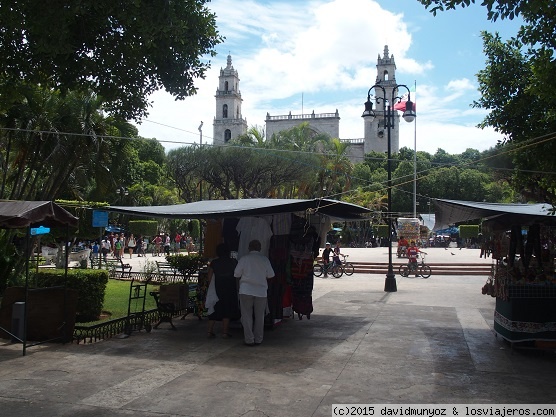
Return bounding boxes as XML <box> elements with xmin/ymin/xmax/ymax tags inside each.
<box><xmin>11</xmin><ymin>302</ymin><xmax>25</xmax><ymax>343</ymax></box>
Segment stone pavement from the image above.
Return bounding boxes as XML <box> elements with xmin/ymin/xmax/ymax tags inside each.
<box><xmin>0</xmin><ymin>247</ymin><xmax>555</xmax><ymax>416</ymax></box>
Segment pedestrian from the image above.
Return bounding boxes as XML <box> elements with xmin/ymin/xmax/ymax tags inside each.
<box><xmin>185</xmin><ymin>234</ymin><xmax>193</xmax><ymax>254</ymax></box>
<box><xmin>333</xmin><ymin>241</ymin><xmax>342</xmax><ymax>266</ymax></box>
<box><xmin>109</xmin><ymin>232</ymin><xmax>116</xmax><ymax>257</ymax></box>
<box><xmin>127</xmin><ymin>234</ymin><xmax>136</xmax><ymax>258</ymax></box>
<box><xmin>164</xmin><ymin>234</ymin><xmax>171</xmax><ymax>256</ymax></box>
<box><xmin>101</xmin><ymin>237</ymin><xmax>110</xmax><ymax>262</ymax></box>
<box><xmin>91</xmin><ymin>240</ymin><xmax>99</xmax><ymax>264</ymax></box>
<box><xmin>322</xmin><ymin>242</ymin><xmax>332</xmax><ymax>277</ymax></box>
<box><xmin>136</xmin><ymin>235</ymin><xmax>143</xmax><ymax>257</ymax></box>
<box><xmin>174</xmin><ymin>232</ymin><xmax>181</xmax><ymax>253</ymax></box>
<box><xmin>234</xmin><ymin>239</ymin><xmax>275</xmax><ymax>346</ymax></box>
<box><xmin>153</xmin><ymin>234</ymin><xmax>162</xmax><ymax>256</ymax></box>
<box><xmin>118</xmin><ymin>234</ymin><xmax>125</xmax><ymax>259</ymax></box>
<box><xmin>114</xmin><ymin>237</ymin><xmax>123</xmax><ymax>260</ymax></box>
<box><xmin>206</xmin><ymin>243</ymin><xmax>240</xmax><ymax>339</ymax></box>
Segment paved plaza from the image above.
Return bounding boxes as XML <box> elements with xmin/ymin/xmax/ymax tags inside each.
<box><xmin>0</xmin><ymin>247</ymin><xmax>554</xmax><ymax>416</ymax></box>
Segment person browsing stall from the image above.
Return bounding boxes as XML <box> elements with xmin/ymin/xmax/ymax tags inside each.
<box><xmin>206</xmin><ymin>243</ymin><xmax>240</xmax><ymax>339</ymax></box>
<box><xmin>234</xmin><ymin>239</ymin><xmax>275</xmax><ymax>346</ymax></box>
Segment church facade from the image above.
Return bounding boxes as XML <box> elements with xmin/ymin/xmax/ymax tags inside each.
<box><xmin>212</xmin><ymin>54</ymin><xmax>248</xmax><ymax>146</ymax></box>
<box><xmin>212</xmin><ymin>46</ymin><xmax>402</xmax><ymax>163</ymax></box>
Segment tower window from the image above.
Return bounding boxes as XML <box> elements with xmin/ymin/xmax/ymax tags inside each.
<box><xmin>223</xmin><ymin>104</ymin><xmax>228</xmax><ymax>118</ymax></box>
<box><xmin>225</xmin><ymin>81</ymin><xmax>229</xmax><ymax>91</ymax></box>
<box><xmin>224</xmin><ymin>129</ymin><xmax>232</xmax><ymax>142</ymax></box>
<box><xmin>383</xmin><ymin>70</ymin><xmax>389</xmax><ymax>81</ymax></box>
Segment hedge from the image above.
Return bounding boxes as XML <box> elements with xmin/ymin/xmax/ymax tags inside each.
<box><xmin>166</xmin><ymin>254</ymin><xmax>207</xmax><ymax>280</ymax></box>
<box><xmin>32</xmin><ymin>269</ymin><xmax>109</xmax><ymax>322</ymax></box>
<box><xmin>459</xmin><ymin>225</ymin><xmax>479</xmax><ymax>239</ymax></box>
<box><xmin>374</xmin><ymin>224</ymin><xmax>390</xmax><ymax>238</ymax></box>
<box><xmin>128</xmin><ymin>220</ymin><xmax>158</xmax><ymax>237</ymax></box>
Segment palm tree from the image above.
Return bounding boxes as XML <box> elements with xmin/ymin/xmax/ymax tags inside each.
<box><xmin>318</xmin><ymin>138</ymin><xmax>353</xmax><ymax>199</ymax></box>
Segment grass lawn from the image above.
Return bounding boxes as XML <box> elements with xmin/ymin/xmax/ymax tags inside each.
<box><xmin>79</xmin><ymin>279</ymin><xmax>160</xmax><ymax>324</ymax></box>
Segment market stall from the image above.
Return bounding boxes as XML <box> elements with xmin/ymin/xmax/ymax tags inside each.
<box><xmin>0</xmin><ymin>200</ymin><xmax>79</xmax><ymax>355</ymax></box>
<box><xmin>107</xmin><ymin>198</ymin><xmax>371</xmax><ymax>324</ymax></box>
<box><xmin>434</xmin><ymin>199</ymin><xmax>556</xmax><ymax>345</ymax></box>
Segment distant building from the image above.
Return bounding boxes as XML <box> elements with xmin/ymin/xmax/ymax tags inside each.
<box><xmin>212</xmin><ymin>54</ymin><xmax>248</xmax><ymax>146</ymax></box>
<box><xmin>265</xmin><ymin>110</ymin><xmax>340</xmax><ymax>140</ymax></box>
<box><xmin>362</xmin><ymin>45</ymin><xmax>401</xmax><ymax>156</ymax></box>
<box><xmin>212</xmin><ymin>46</ymin><xmax>402</xmax><ymax>163</ymax></box>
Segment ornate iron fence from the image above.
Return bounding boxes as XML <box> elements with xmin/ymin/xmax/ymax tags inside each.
<box><xmin>72</xmin><ymin>269</ymin><xmax>199</xmax><ymax>344</ymax></box>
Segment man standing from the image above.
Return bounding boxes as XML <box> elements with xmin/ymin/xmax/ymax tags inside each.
<box><xmin>234</xmin><ymin>239</ymin><xmax>275</xmax><ymax>346</ymax></box>
<box><xmin>322</xmin><ymin>242</ymin><xmax>332</xmax><ymax>278</ymax></box>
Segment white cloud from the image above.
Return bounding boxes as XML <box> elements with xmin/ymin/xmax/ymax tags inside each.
<box><xmin>135</xmin><ymin>0</ymin><xmax>504</xmax><ymax>156</ymax></box>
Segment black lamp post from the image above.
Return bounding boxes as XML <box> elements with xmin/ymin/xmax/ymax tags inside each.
<box><xmin>115</xmin><ymin>186</ymin><xmax>129</xmax><ymax>202</ymax></box>
<box><xmin>362</xmin><ymin>84</ymin><xmax>416</xmax><ymax>292</ymax></box>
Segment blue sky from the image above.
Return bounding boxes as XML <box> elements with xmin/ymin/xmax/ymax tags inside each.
<box><xmin>136</xmin><ymin>0</ymin><xmax>523</xmax><ymax>155</ymax></box>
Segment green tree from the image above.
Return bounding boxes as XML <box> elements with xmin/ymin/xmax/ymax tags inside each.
<box><xmin>0</xmin><ymin>0</ymin><xmax>222</xmax><ymax>120</ymax></box>
<box><xmin>363</xmin><ymin>151</ymin><xmax>387</xmax><ymax>172</ymax></box>
<box><xmin>167</xmin><ymin>143</ymin><xmax>317</xmax><ymax>201</ymax></box>
<box><xmin>473</xmin><ymin>32</ymin><xmax>556</xmax><ymax>202</ymax></box>
<box><xmin>232</xmin><ymin>126</ymin><xmax>266</xmax><ymax>147</ymax></box>
<box><xmin>431</xmin><ymin>148</ymin><xmax>458</xmax><ymax>167</ymax></box>
<box><xmin>0</xmin><ymin>86</ymin><xmax>139</xmax><ymax>292</ymax></box>
<box><xmin>0</xmin><ymin>86</ymin><xmax>137</xmax><ymax>202</ymax></box>
<box><xmin>417</xmin><ymin>0</ymin><xmax>556</xmax><ymax>203</ymax></box>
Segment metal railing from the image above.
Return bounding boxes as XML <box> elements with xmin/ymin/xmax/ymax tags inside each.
<box><xmin>266</xmin><ymin>112</ymin><xmax>339</xmax><ymax>121</ymax></box>
<box><xmin>72</xmin><ymin>270</ymin><xmax>199</xmax><ymax>344</ymax></box>
<box><xmin>73</xmin><ymin>307</ymin><xmax>191</xmax><ymax>344</ymax></box>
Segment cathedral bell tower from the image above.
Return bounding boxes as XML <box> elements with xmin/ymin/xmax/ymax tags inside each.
<box><xmin>213</xmin><ymin>55</ymin><xmax>248</xmax><ymax>145</ymax></box>
<box><xmin>363</xmin><ymin>45</ymin><xmax>400</xmax><ymax>154</ymax></box>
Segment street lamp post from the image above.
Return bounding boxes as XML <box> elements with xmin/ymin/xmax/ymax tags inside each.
<box><xmin>115</xmin><ymin>186</ymin><xmax>129</xmax><ymax>202</ymax></box>
<box><xmin>198</xmin><ymin>121</ymin><xmax>204</xmax><ymax>255</ymax></box>
<box><xmin>198</xmin><ymin>121</ymin><xmax>203</xmax><ymax>201</ymax></box>
<box><xmin>362</xmin><ymin>84</ymin><xmax>416</xmax><ymax>292</ymax></box>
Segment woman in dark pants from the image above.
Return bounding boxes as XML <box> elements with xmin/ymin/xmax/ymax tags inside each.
<box><xmin>206</xmin><ymin>243</ymin><xmax>240</xmax><ymax>338</ymax></box>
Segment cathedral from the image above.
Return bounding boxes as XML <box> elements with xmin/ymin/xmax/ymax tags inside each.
<box><xmin>212</xmin><ymin>45</ymin><xmax>403</xmax><ymax>163</ymax></box>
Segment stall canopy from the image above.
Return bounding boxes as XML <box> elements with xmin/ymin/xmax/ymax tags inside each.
<box><xmin>433</xmin><ymin>199</ymin><xmax>556</xmax><ymax>230</ymax></box>
<box><xmin>107</xmin><ymin>198</ymin><xmax>371</xmax><ymax>220</ymax></box>
<box><xmin>0</xmin><ymin>200</ymin><xmax>79</xmax><ymax>229</ymax></box>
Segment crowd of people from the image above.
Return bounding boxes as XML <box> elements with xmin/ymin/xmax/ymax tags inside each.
<box><xmin>85</xmin><ymin>231</ymin><xmax>196</xmax><ymax>262</ymax></box>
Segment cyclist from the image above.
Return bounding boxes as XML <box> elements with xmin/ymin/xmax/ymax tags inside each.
<box><xmin>407</xmin><ymin>241</ymin><xmax>426</xmax><ymax>277</ymax></box>
<box><xmin>322</xmin><ymin>242</ymin><xmax>332</xmax><ymax>277</ymax></box>
<box><xmin>397</xmin><ymin>235</ymin><xmax>409</xmax><ymax>257</ymax></box>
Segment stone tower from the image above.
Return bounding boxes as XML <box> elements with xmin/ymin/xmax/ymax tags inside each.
<box><xmin>363</xmin><ymin>45</ymin><xmax>400</xmax><ymax>154</ymax></box>
<box><xmin>213</xmin><ymin>54</ymin><xmax>248</xmax><ymax>145</ymax></box>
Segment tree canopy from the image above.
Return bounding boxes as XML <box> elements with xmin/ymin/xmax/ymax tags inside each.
<box><xmin>418</xmin><ymin>0</ymin><xmax>556</xmax><ymax>203</ymax></box>
<box><xmin>0</xmin><ymin>0</ymin><xmax>223</xmax><ymax>120</ymax></box>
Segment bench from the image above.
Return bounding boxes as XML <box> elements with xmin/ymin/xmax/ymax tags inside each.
<box><xmin>117</xmin><ymin>259</ymin><xmax>132</xmax><ymax>279</ymax></box>
<box><xmin>90</xmin><ymin>257</ymin><xmax>114</xmax><ymax>270</ymax></box>
<box><xmin>105</xmin><ymin>259</ymin><xmax>132</xmax><ymax>279</ymax></box>
<box><xmin>156</xmin><ymin>261</ymin><xmax>178</xmax><ymax>281</ymax></box>
<box><xmin>149</xmin><ymin>291</ymin><xmax>177</xmax><ymax>330</ymax></box>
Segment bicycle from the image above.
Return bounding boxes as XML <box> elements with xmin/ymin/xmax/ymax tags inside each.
<box><xmin>339</xmin><ymin>254</ymin><xmax>354</xmax><ymax>276</ymax></box>
<box><xmin>398</xmin><ymin>252</ymin><xmax>432</xmax><ymax>278</ymax></box>
<box><xmin>313</xmin><ymin>260</ymin><xmax>343</xmax><ymax>278</ymax></box>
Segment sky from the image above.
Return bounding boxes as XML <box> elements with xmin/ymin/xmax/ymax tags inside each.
<box><xmin>135</xmin><ymin>0</ymin><xmax>523</xmax><ymax>156</ymax></box>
